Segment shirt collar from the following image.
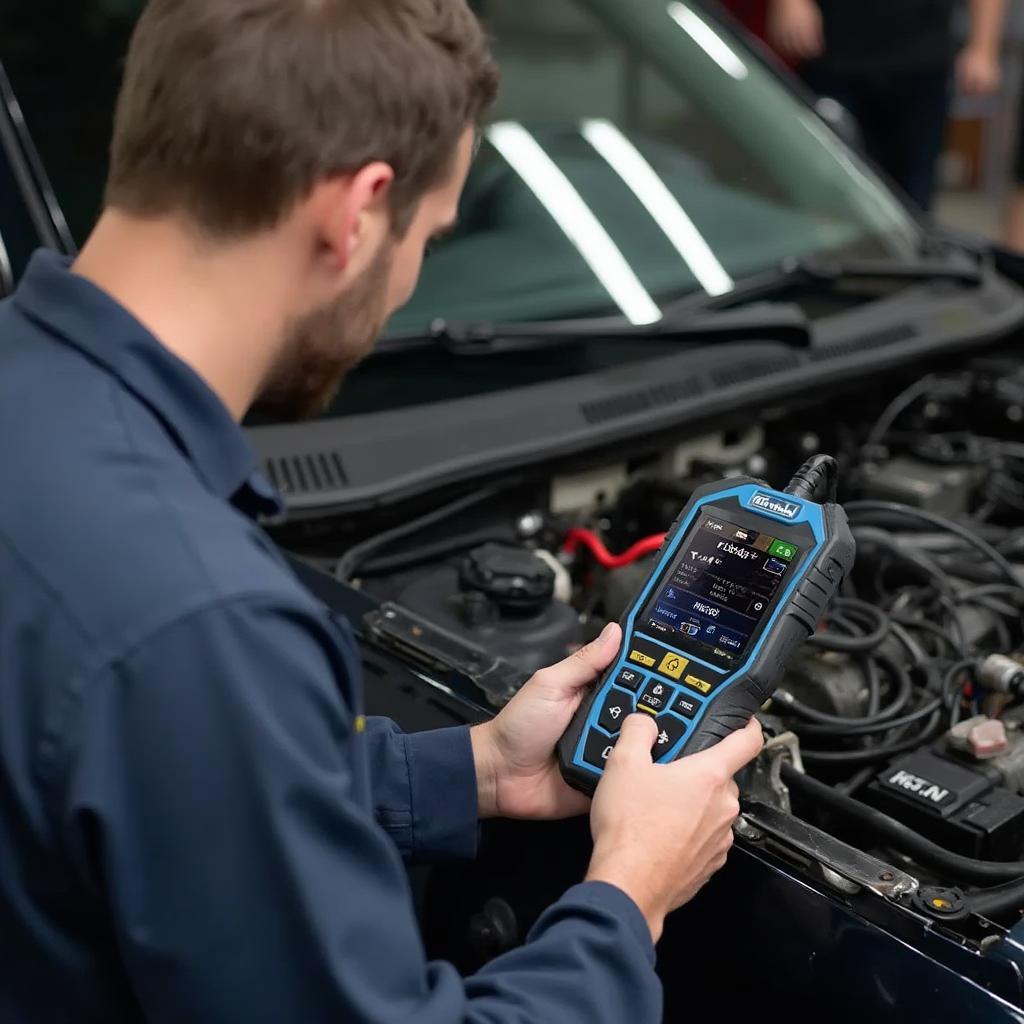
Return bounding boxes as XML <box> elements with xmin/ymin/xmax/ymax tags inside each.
<box><xmin>13</xmin><ymin>249</ymin><xmax>285</xmax><ymax>521</ymax></box>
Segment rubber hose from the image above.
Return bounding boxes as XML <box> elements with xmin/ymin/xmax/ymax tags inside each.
<box><xmin>781</xmin><ymin>763</ymin><xmax>1024</xmax><ymax>884</ymax></box>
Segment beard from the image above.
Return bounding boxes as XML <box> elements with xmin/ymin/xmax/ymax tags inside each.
<box><xmin>254</xmin><ymin>242</ymin><xmax>393</xmax><ymax>422</ymax></box>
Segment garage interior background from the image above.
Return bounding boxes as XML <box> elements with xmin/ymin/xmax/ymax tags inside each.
<box><xmin>940</xmin><ymin>3</ymin><xmax>1024</xmax><ymax>236</ymax></box>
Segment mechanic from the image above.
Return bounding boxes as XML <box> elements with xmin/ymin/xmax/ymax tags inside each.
<box><xmin>0</xmin><ymin>2</ymin><xmax>763</xmax><ymax>1022</ymax></box>
<box><xmin>763</xmin><ymin>0</ymin><xmax>1005</xmax><ymax>211</ymax></box>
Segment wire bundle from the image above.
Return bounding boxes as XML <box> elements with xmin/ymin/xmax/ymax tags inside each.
<box><xmin>775</xmin><ymin>371</ymin><xmax>1024</xmax><ymax>918</ymax></box>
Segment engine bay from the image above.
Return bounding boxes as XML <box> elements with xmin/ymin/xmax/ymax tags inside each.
<box><xmin>282</xmin><ymin>350</ymin><xmax>1024</xmax><ymax>949</ymax></box>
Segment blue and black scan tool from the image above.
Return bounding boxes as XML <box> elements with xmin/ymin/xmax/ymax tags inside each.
<box><xmin>559</xmin><ymin>455</ymin><xmax>856</xmax><ymax>795</ymax></box>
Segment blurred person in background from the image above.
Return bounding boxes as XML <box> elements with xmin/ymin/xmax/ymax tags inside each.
<box><xmin>752</xmin><ymin>0</ymin><xmax>1006</xmax><ymax>211</ymax></box>
<box><xmin>1006</xmin><ymin>94</ymin><xmax>1024</xmax><ymax>251</ymax></box>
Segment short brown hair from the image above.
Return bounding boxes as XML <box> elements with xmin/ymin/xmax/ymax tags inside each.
<box><xmin>106</xmin><ymin>0</ymin><xmax>498</xmax><ymax>237</ymax></box>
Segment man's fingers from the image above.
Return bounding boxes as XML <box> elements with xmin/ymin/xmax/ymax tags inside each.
<box><xmin>611</xmin><ymin>713</ymin><xmax>658</xmax><ymax>768</ymax></box>
<box><xmin>534</xmin><ymin>622</ymin><xmax>622</xmax><ymax>694</ymax></box>
<box><xmin>692</xmin><ymin>719</ymin><xmax>764</xmax><ymax>777</ymax></box>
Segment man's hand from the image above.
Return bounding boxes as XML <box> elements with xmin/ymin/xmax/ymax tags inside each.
<box><xmin>957</xmin><ymin>45</ymin><xmax>1001</xmax><ymax>97</ymax></box>
<box><xmin>767</xmin><ymin>0</ymin><xmax>824</xmax><ymax>62</ymax></box>
<box><xmin>470</xmin><ymin>623</ymin><xmax>621</xmax><ymax>821</ymax></box>
<box><xmin>587</xmin><ymin>714</ymin><xmax>764</xmax><ymax>943</ymax></box>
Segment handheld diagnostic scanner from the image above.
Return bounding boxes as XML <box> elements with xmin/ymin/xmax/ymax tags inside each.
<box><xmin>558</xmin><ymin>456</ymin><xmax>856</xmax><ymax>795</ymax></box>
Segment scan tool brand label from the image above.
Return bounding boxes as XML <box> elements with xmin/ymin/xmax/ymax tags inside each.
<box><xmin>748</xmin><ymin>492</ymin><xmax>802</xmax><ymax>520</ymax></box>
<box><xmin>885</xmin><ymin>769</ymin><xmax>953</xmax><ymax>808</ymax></box>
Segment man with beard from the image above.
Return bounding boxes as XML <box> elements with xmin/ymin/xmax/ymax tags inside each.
<box><xmin>0</xmin><ymin>2</ymin><xmax>762</xmax><ymax>1022</ymax></box>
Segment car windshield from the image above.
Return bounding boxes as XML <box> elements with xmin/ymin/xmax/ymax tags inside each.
<box><xmin>391</xmin><ymin>0</ymin><xmax>921</xmax><ymax>330</ymax></box>
<box><xmin>4</xmin><ymin>0</ymin><xmax>919</xmax><ymax>327</ymax></box>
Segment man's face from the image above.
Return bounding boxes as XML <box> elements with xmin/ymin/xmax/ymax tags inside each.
<box><xmin>256</xmin><ymin>129</ymin><xmax>475</xmax><ymax>421</ymax></box>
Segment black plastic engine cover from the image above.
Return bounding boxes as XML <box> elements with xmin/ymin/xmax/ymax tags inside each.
<box><xmin>866</xmin><ymin>751</ymin><xmax>1024</xmax><ymax>862</ymax></box>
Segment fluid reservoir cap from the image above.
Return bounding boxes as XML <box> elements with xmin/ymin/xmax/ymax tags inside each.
<box><xmin>969</xmin><ymin>719</ymin><xmax>1010</xmax><ymax>760</ymax></box>
<box><xmin>950</xmin><ymin>715</ymin><xmax>1009</xmax><ymax>760</ymax></box>
<box><xmin>460</xmin><ymin>543</ymin><xmax>555</xmax><ymax>615</ymax></box>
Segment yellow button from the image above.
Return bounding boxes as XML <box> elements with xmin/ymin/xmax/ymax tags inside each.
<box><xmin>355</xmin><ymin>715</ymin><xmax>366</xmax><ymax>734</ymax></box>
<box><xmin>658</xmin><ymin>653</ymin><xmax>688</xmax><ymax>680</ymax></box>
<box><xmin>685</xmin><ymin>675</ymin><xmax>713</xmax><ymax>695</ymax></box>
<box><xmin>629</xmin><ymin>650</ymin><xmax>656</xmax><ymax>667</ymax></box>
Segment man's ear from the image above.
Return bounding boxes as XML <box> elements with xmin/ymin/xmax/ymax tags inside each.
<box><xmin>315</xmin><ymin>162</ymin><xmax>395</xmax><ymax>279</ymax></box>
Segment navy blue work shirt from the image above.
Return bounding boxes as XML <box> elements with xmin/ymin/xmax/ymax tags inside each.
<box><xmin>0</xmin><ymin>251</ymin><xmax>660</xmax><ymax>1023</ymax></box>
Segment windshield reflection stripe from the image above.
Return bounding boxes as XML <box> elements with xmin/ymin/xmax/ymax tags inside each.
<box><xmin>667</xmin><ymin>2</ymin><xmax>749</xmax><ymax>81</ymax></box>
<box><xmin>485</xmin><ymin>121</ymin><xmax>662</xmax><ymax>326</ymax></box>
<box><xmin>581</xmin><ymin>119</ymin><xmax>733</xmax><ymax>298</ymax></box>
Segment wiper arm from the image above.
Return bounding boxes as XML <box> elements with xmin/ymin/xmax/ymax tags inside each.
<box><xmin>796</xmin><ymin>255</ymin><xmax>983</xmax><ymax>287</ymax></box>
<box><xmin>379</xmin><ymin>301</ymin><xmax>812</xmax><ymax>357</ymax></box>
<box><xmin>668</xmin><ymin>254</ymin><xmax>983</xmax><ymax>318</ymax></box>
<box><xmin>378</xmin><ymin>254</ymin><xmax>980</xmax><ymax>359</ymax></box>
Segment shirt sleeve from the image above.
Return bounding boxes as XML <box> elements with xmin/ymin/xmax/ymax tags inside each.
<box><xmin>361</xmin><ymin>717</ymin><xmax>480</xmax><ymax>862</ymax></box>
<box><xmin>62</xmin><ymin>597</ymin><xmax>661</xmax><ymax>1024</ymax></box>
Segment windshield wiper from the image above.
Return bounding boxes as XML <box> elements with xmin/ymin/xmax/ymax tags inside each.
<box><xmin>667</xmin><ymin>254</ymin><xmax>984</xmax><ymax>318</ymax></box>
<box><xmin>798</xmin><ymin>255</ymin><xmax>983</xmax><ymax>286</ymax></box>
<box><xmin>379</xmin><ymin>301</ymin><xmax>812</xmax><ymax>357</ymax></box>
<box><xmin>380</xmin><ymin>252</ymin><xmax>984</xmax><ymax>359</ymax></box>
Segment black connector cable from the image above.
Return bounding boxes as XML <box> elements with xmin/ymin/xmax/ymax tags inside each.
<box><xmin>942</xmin><ymin>658</ymin><xmax>977</xmax><ymax>728</ymax></box>
<box><xmin>794</xmin><ymin>697</ymin><xmax>942</xmax><ymax>738</ymax></box>
<box><xmin>962</xmin><ymin>877</ymin><xmax>1024</xmax><ymax>919</ymax></box>
<box><xmin>798</xmin><ymin>711</ymin><xmax>943</xmax><ymax>766</ymax></box>
<box><xmin>845</xmin><ymin>501</ymin><xmax>1023</xmax><ymax>587</ymax></box>
<box><xmin>806</xmin><ymin>597</ymin><xmax>889</xmax><ymax>654</ymax></box>
<box><xmin>851</xmin><ymin>526</ymin><xmax>956</xmax><ymax>597</ymax></box>
<box><xmin>335</xmin><ymin>487</ymin><xmax>501</xmax><ymax>582</ymax></box>
<box><xmin>780</xmin><ymin>763</ymin><xmax>1024</xmax><ymax>884</ymax></box>
<box><xmin>784</xmin><ymin>454</ymin><xmax>839</xmax><ymax>503</ymax></box>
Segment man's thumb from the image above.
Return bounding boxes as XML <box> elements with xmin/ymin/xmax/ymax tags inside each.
<box><xmin>612</xmin><ymin>713</ymin><xmax>658</xmax><ymax>767</ymax></box>
<box><xmin>536</xmin><ymin>622</ymin><xmax>622</xmax><ymax>694</ymax></box>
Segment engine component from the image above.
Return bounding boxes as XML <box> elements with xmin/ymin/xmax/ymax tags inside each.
<box><xmin>865</xmin><ymin>751</ymin><xmax>1024</xmax><ymax>862</ymax></box>
<box><xmin>986</xmin><ymin>736</ymin><xmax>1024</xmax><ymax>796</ymax></box>
<box><xmin>563</xmin><ymin>528</ymin><xmax>666</xmax><ymax>570</ymax></box>
<box><xmin>653</xmin><ymin>425</ymin><xmax>766</xmax><ymax>480</ymax></box>
<box><xmin>948</xmin><ymin>715</ymin><xmax>1010</xmax><ymax>760</ymax></box>
<box><xmin>944</xmin><ymin>714</ymin><xmax>1024</xmax><ymax>796</ymax></box>
<box><xmin>781</xmin><ymin>651</ymin><xmax>870</xmax><ymax>719</ymax></box>
<box><xmin>977</xmin><ymin>654</ymin><xmax>1024</xmax><ymax>695</ymax></box>
<box><xmin>857</xmin><ymin>456</ymin><xmax>980</xmax><ymax>516</ymax></box>
<box><xmin>459</xmin><ymin>543</ymin><xmax>554</xmax><ymax>614</ymax></box>
<box><xmin>363</xmin><ymin>603</ymin><xmax>528</xmax><ymax>707</ymax></box>
<box><xmin>395</xmin><ymin>544</ymin><xmax>586</xmax><ymax>679</ymax></box>
<box><xmin>533</xmin><ymin>548</ymin><xmax>572</xmax><ymax>604</ymax></box>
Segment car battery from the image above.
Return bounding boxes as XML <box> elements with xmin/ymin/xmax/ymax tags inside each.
<box><xmin>865</xmin><ymin>751</ymin><xmax>1024</xmax><ymax>862</ymax></box>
